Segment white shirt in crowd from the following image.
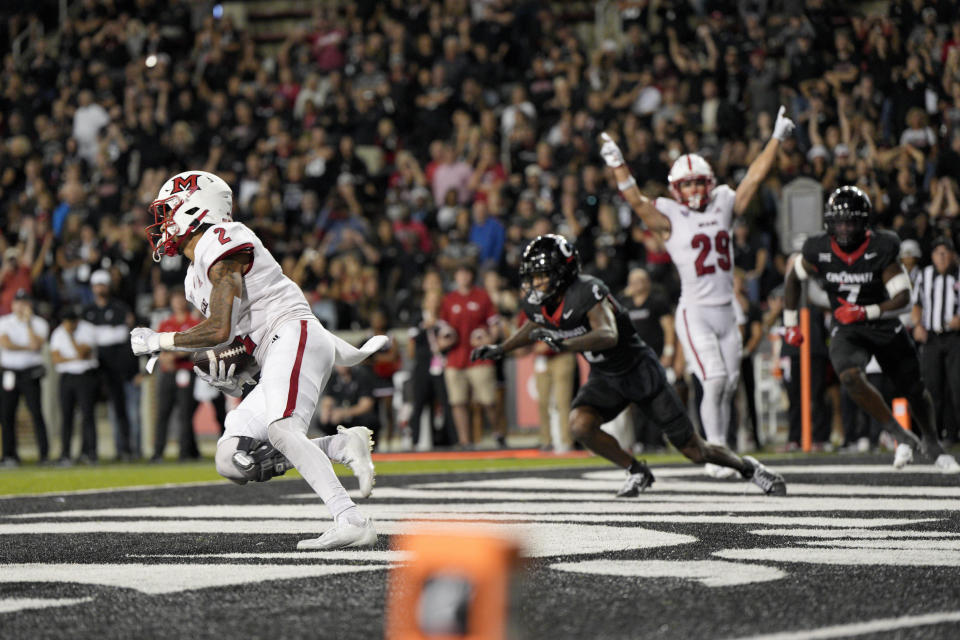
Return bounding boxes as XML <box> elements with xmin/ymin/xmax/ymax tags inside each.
<box><xmin>72</xmin><ymin>102</ymin><xmax>110</xmax><ymax>163</ymax></box>
<box><xmin>50</xmin><ymin>320</ymin><xmax>99</xmax><ymax>375</ymax></box>
<box><xmin>0</xmin><ymin>313</ymin><xmax>50</xmax><ymax>370</ymax></box>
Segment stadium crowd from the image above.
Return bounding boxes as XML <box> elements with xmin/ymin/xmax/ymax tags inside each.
<box><xmin>1</xmin><ymin>0</ymin><xmax>959</xmax><ymax>464</ymax></box>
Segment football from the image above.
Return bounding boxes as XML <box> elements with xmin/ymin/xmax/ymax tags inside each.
<box><xmin>192</xmin><ymin>337</ymin><xmax>256</xmax><ymax>376</ymax></box>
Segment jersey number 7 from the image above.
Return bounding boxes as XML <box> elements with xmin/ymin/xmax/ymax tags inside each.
<box><xmin>691</xmin><ymin>231</ymin><xmax>731</xmax><ymax>276</ymax></box>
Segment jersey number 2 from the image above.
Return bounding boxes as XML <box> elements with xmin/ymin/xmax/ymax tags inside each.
<box><xmin>213</xmin><ymin>227</ymin><xmax>232</xmax><ymax>245</ymax></box>
<box><xmin>692</xmin><ymin>231</ymin><xmax>731</xmax><ymax>276</ymax></box>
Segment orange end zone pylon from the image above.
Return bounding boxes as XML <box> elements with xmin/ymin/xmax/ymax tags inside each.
<box><xmin>386</xmin><ymin>526</ymin><xmax>520</xmax><ymax>640</ymax></box>
<box><xmin>893</xmin><ymin>397</ymin><xmax>910</xmax><ymax>431</ymax></box>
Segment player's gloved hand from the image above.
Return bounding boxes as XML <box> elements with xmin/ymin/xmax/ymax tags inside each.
<box><xmin>529</xmin><ymin>328</ymin><xmax>565</xmax><ymax>351</ymax></box>
<box><xmin>772</xmin><ymin>105</ymin><xmax>796</xmax><ymax>141</ymax></box>
<box><xmin>600</xmin><ymin>133</ymin><xmax>625</xmax><ymax>168</ymax></box>
<box><xmin>833</xmin><ymin>298</ymin><xmax>867</xmax><ymax>324</ymax></box>
<box><xmin>783</xmin><ymin>326</ymin><xmax>804</xmax><ymax>347</ymax></box>
<box><xmin>194</xmin><ymin>359</ymin><xmax>251</xmax><ymax>398</ymax></box>
<box><xmin>470</xmin><ymin>344</ymin><xmax>504</xmax><ymax>362</ymax></box>
<box><xmin>130</xmin><ymin>327</ymin><xmax>161</xmax><ymax>356</ymax></box>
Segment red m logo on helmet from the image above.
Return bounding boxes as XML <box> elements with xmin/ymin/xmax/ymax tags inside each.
<box><xmin>171</xmin><ymin>175</ymin><xmax>200</xmax><ymax>194</ymax></box>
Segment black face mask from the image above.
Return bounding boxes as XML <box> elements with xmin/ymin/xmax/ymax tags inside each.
<box><xmin>829</xmin><ymin>218</ymin><xmax>866</xmax><ymax>250</ymax></box>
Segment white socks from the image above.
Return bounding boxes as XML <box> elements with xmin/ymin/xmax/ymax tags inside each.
<box><xmin>699</xmin><ymin>376</ymin><xmax>729</xmax><ymax>445</ymax></box>
<box><xmin>267</xmin><ymin>416</ymin><xmax>356</xmax><ymax>519</ymax></box>
<box><xmin>310</xmin><ymin>433</ymin><xmax>348</xmax><ymax>464</ymax></box>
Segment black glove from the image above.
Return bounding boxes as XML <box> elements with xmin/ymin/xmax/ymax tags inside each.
<box><xmin>471</xmin><ymin>344</ymin><xmax>504</xmax><ymax>362</ymax></box>
<box><xmin>529</xmin><ymin>328</ymin><xmax>565</xmax><ymax>352</ymax></box>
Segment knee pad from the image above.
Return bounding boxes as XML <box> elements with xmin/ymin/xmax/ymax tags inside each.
<box><xmin>215</xmin><ymin>439</ymin><xmax>246</xmax><ymax>482</ymax></box>
<box><xmin>232</xmin><ymin>435</ymin><xmax>292</xmax><ymax>482</ymax></box>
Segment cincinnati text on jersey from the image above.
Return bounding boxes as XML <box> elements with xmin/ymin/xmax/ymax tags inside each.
<box><xmin>825</xmin><ymin>271</ymin><xmax>874</xmax><ymax>284</ymax></box>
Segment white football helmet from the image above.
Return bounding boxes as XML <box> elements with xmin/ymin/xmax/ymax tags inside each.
<box><xmin>667</xmin><ymin>154</ymin><xmax>716</xmax><ymax>211</ymax></box>
<box><xmin>147</xmin><ymin>171</ymin><xmax>233</xmax><ymax>261</ymax></box>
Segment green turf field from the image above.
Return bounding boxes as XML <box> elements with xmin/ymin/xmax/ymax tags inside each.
<box><xmin>1</xmin><ymin>454</ymin><xmax>697</xmax><ymax>496</ymax></box>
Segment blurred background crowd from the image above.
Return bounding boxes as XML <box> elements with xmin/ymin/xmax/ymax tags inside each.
<box><xmin>1</xmin><ymin>0</ymin><xmax>959</xmax><ymax>464</ymax></box>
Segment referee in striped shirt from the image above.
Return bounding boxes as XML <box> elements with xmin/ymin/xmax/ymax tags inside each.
<box><xmin>912</xmin><ymin>237</ymin><xmax>960</xmax><ymax>445</ymax></box>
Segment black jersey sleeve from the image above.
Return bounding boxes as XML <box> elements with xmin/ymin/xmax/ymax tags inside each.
<box><xmin>800</xmin><ymin>235</ymin><xmax>824</xmax><ymax>274</ymax></box>
<box><xmin>873</xmin><ymin>230</ymin><xmax>901</xmax><ymax>271</ymax></box>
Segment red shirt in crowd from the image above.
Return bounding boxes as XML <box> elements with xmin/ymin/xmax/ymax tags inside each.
<box><xmin>440</xmin><ymin>286</ymin><xmax>497</xmax><ymax>369</ymax></box>
<box><xmin>0</xmin><ymin>266</ymin><xmax>32</xmax><ymax>316</ymax></box>
<box><xmin>158</xmin><ymin>313</ymin><xmax>202</xmax><ymax>371</ymax></box>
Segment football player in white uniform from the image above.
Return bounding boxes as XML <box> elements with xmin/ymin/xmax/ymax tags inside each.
<box><xmin>601</xmin><ymin>107</ymin><xmax>795</xmax><ymax>476</ymax></box>
<box><xmin>130</xmin><ymin>171</ymin><xmax>385</xmax><ymax>550</ymax></box>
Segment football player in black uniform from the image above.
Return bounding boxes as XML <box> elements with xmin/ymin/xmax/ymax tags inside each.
<box><xmin>471</xmin><ymin>235</ymin><xmax>787</xmax><ymax>496</ymax></box>
<box><xmin>783</xmin><ymin>186</ymin><xmax>959</xmax><ymax>472</ymax></box>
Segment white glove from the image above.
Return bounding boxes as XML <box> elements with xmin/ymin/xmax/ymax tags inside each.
<box><xmin>600</xmin><ymin>133</ymin><xmax>625</xmax><ymax>168</ymax></box>
<box><xmin>772</xmin><ymin>105</ymin><xmax>795</xmax><ymax>141</ymax></box>
<box><xmin>130</xmin><ymin>327</ymin><xmax>161</xmax><ymax>356</ymax></box>
<box><xmin>193</xmin><ymin>359</ymin><xmax>253</xmax><ymax>398</ymax></box>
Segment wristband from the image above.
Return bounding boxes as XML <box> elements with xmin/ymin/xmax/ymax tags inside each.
<box><xmin>865</xmin><ymin>305</ymin><xmax>881</xmax><ymax>320</ymax></box>
<box><xmin>662</xmin><ymin>344</ymin><xmax>675</xmax><ymax>358</ymax></box>
<box><xmin>158</xmin><ymin>332</ymin><xmax>177</xmax><ymax>350</ymax></box>
<box><xmin>783</xmin><ymin>309</ymin><xmax>799</xmax><ymax>328</ymax></box>
<box><xmin>617</xmin><ymin>176</ymin><xmax>637</xmax><ymax>191</ymax></box>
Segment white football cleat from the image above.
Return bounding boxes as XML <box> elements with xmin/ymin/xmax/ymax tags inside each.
<box><xmin>934</xmin><ymin>454</ymin><xmax>960</xmax><ymax>474</ymax></box>
<box><xmin>339</xmin><ymin>425</ymin><xmax>376</xmax><ymax>498</ymax></box>
<box><xmin>297</xmin><ymin>518</ymin><xmax>377</xmax><ymax>551</ymax></box>
<box><xmin>892</xmin><ymin>443</ymin><xmax>913</xmax><ymax>469</ymax></box>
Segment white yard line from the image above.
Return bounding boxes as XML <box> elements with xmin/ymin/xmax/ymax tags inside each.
<box><xmin>726</xmin><ymin>610</ymin><xmax>960</xmax><ymax>640</ymax></box>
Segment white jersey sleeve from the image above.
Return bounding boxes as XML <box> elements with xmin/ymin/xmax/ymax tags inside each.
<box><xmin>185</xmin><ymin>222</ymin><xmax>315</xmax><ymax>361</ymax></box>
<box><xmin>657</xmin><ymin>185</ymin><xmax>737</xmax><ymax>307</ymax></box>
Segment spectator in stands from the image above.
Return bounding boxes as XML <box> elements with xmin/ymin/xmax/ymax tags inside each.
<box><xmin>621</xmin><ymin>268</ymin><xmax>675</xmax><ymax>453</ymax></box>
<box><xmin>0</xmin><ymin>289</ymin><xmax>50</xmax><ymax>465</ymax></box>
<box><xmin>731</xmin><ymin>268</ymin><xmax>764</xmax><ymax>451</ymax></box>
<box><xmin>151</xmin><ymin>289</ymin><xmax>201</xmax><ymax>461</ymax></box>
<box><xmin>367</xmin><ymin>308</ymin><xmax>401</xmax><ymax>448</ymax></box>
<box><xmin>430</xmin><ymin>142</ymin><xmax>473</xmax><ymax>206</ymax></box>
<box><xmin>407</xmin><ymin>289</ymin><xmax>456</xmax><ymax>449</ymax></box>
<box><xmin>6</xmin><ymin>0</ymin><xmax>960</xmax><ymax>459</ymax></box>
<box><xmin>317</xmin><ymin>364</ymin><xmax>380</xmax><ymax>447</ymax></box>
<box><xmin>528</xmin><ymin>309</ymin><xmax>575</xmax><ymax>453</ymax></box>
<box><xmin>84</xmin><ymin>269</ymin><xmax>138</xmax><ymax>461</ymax></box>
<box><xmin>437</xmin><ymin>264</ymin><xmax>502</xmax><ymax>448</ymax></box>
<box><xmin>469</xmin><ymin>200</ymin><xmax>505</xmax><ymax>271</ymax></box>
<box><xmin>50</xmin><ymin>305</ymin><xmax>98</xmax><ymax>464</ymax></box>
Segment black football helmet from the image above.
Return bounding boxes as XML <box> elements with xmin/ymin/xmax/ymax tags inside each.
<box><xmin>824</xmin><ymin>185</ymin><xmax>871</xmax><ymax>250</ymax></box>
<box><xmin>520</xmin><ymin>234</ymin><xmax>580</xmax><ymax>305</ymax></box>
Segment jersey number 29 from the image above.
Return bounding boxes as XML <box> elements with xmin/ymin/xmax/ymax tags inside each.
<box><xmin>691</xmin><ymin>231</ymin><xmax>731</xmax><ymax>276</ymax></box>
